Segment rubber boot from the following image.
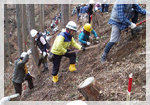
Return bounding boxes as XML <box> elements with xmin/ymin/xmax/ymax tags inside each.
<box><xmin>52</xmin><ymin>75</ymin><xmax>58</xmax><ymax>83</ymax></box>
<box><xmin>69</xmin><ymin>64</ymin><xmax>77</xmax><ymax>72</ymax></box>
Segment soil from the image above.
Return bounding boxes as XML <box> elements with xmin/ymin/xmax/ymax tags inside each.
<box><xmin>4</xmin><ymin>4</ymin><xmax>146</xmax><ymax>101</ymax></box>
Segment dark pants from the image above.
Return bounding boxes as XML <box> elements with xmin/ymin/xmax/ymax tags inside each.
<box><xmin>102</xmin><ymin>4</ymin><xmax>109</xmax><ymax>12</ymax></box>
<box><xmin>88</xmin><ymin>14</ymin><xmax>92</xmax><ymax>23</ymax></box>
<box><xmin>13</xmin><ymin>75</ymin><xmax>33</xmax><ymax>95</ymax></box>
<box><xmin>52</xmin><ymin>50</ymin><xmax>76</xmax><ymax>76</ymax></box>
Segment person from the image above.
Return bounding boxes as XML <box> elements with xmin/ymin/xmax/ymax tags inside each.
<box><xmin>80</xmin><ymin>3</ymin><xmax>86</xmax><ymax>22</ymax></box>
<box><xmin>100</xmin><ymin>1</ymin><xmax>148</xmax><ymax>64</ymax></box>
<box><xmin>102</xmin><ymin>0</ymin><xmax>109</xmax><ymax>13</ymax></box>
<box><xmin>76</xmin><ymin>5</ymin><xmax>81</xmax><ymax>22</ymax></box>
<box><xmin>58</xmin><ymin>12</ymin><xmax>61</xmax><ymax>23</ymax></box>
<box><xmin>30</xmin><ymin>29</ymin><xmax>50</xmax><ymax>72</ymax></box>
<box><xmin>12</xmin><ymin>50</ymin><xmax>34</xmax><ymax>95</ymax></box>
<box><xmin>50</xmin><ymin>21</ymin><xmax>85</xmax><ymax>84</ymax></box>
<box><xmin>88</xmin><ymin>0</ymin><xmax>95</xmax><ymax>23</ymax></box>
<box><xmin>51</xmin><ymin>21</ymin><xmax>56</xmax><ymax>34</ymax></box>
<box><xmin>71</xmin><ymin>7</ymin><xmax>76</xmax><ymax>16</ymax></box>
<box><xmin>94</xmin><ymin>2</ymin><xmax>101</xmax><ymax>12</ymax></box>
<box><xmin>78</xmin><ymin>23</ymin><xmax>99</xmax><ymax>47</ymax></box>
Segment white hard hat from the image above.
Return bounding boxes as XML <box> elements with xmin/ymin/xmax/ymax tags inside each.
<box><xmin>66</xmin><ymin>100</ymin><xmax>87</xmax><ymax>105</ymax></box>
<box><xmin>30</xmin><ymin>29</ymin><xmax>38</xmax><ymax>37</ymax></box>
<box><xmin>66</xmin><ymin>21</ymin><xmax>77</xmax><ymax>31</ymax></box>
<box><xmin>20</xmin><ymin>52</ymin><xmax>28</xmax><ymax>58</ymax></box>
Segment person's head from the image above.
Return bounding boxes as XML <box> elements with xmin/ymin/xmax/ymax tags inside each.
<box><xmin>30</xmin><ymin>29</ymin><xmax>38</xmax><ymax>38</ymax></box>
<box><xmin>20</xmin><ymin>52</ymin><xmax>29</xmax><ymax>62</ymax></box>
<box><xmin>66</xmin><ymin>21</ymin><xmax>77</xmax><ymax>35</ymax></box>
<box><xmin>83</xmin><ymin>23</ymin><xmax>92</xmax><ymax>35</ymax></box>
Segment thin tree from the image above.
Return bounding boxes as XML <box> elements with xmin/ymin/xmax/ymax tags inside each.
<box><xmin>61</xmin><ymin>4</ymin><xmax>69</xmax><ymax>28</ymax></box>
<box><xmin>40</xmin><ymin>4</ymin><xmax>44</xmax><ymax>32</ymax></box>
<box><xmin>21</xmin><ymin>4</ymin><xmax>27</xmax><ymax>52</ymax></box>
<box><xmin>16</xmin><ymin>4</ymin><xmax>22</xmax><ymax>55</ymax></box>
<box><xmin>26</xmin><ymin>4</ymin><xmax>39</xmax><ymax>65</ymax></box>
<box><xmin>4</xmin><ymin>4</ymin><xmax>12</xmax><ymax>64</ymax></box>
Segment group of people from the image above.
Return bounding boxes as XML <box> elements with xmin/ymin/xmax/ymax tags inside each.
<box><xmin>12</xmin><ymin>0</ymin><xmax>149</xmax><ymax>99</ymax></box>
<box><xmin>50</xmin><ymin>12</ymin><xmax>61</xmax><ymax>34</ymax></box>
<box><xmin>76</xmin><ymin>0</ymin><xmax>109</xmax><ymax>23</ymax></box>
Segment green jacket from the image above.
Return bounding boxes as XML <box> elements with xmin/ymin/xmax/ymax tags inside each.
<box><xmin>12</xmin><ymin>54</ymin><xmax>29</xmax><ymax>83</ymax></box>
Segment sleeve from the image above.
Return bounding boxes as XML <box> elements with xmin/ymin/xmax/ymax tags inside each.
<box><xmin>71</xmin><ymin>37</ymin><xmax>82</xmax><ymax>50</ymax></box>
<box><xmin>117</xmin><ymin>4</ymin><xmax>131</xmax><ymax>26</ymax></box>
<box><xmin>92</xmin><ymin>29</ymin><xmax>98</xmax><ymax>37</ymax></box>
<box><xmin>79</xmin><ymin>33</ymin><xmax>87</xmax><ymax>44</ymax></box>
<box><xmin>55</xmin><ymin>35</ymin><xmax>67</xmax><ymax>54</ymax></box>
<box><xmin>17</xmin><ymin>54</ymin><xmax>29</xmax><ymax>68</ymax></box>
<box><xmin>133</xmin><ymin>4</ymin><xmax>146</xmax><ymax>15</ymax></box>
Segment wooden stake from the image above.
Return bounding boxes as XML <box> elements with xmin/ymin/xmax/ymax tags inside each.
<box><xmin>78</xmin><ymin>77</ymin><xmax>101</xmax><ymax>101</ymax></box>
<box><xmin>126</xmin><ymin>73</ymin><xmax>133</xmax><ymax>102</ymax></box>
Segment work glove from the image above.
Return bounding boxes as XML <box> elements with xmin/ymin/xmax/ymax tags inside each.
<box><xmin>96</xmin><ymin>37</ymin><xmax>100</xmax><ymax>40</ymax></box>
<box><xmin>81</xmin><ymin>47</ymin><xmax>85</xmax><ymax>51</ymax></box>
<box><xmin>130</xmin><ymin>22</ymin><xmax>136</xmax><ymax>29</ymax></box>
<box><xmin>27</xmin><ymin>49</ymin><xmax>32</xmax><ymax>55</ymax></box>
<box><xmin>86</xmin><ymin>42</ymin><xmax>90</xmax><ymax>46</ymax></box>
<box><xmin>43</xmin><ymin>52</ymin><xmax>47</xmax><ymax>57</ymax></box>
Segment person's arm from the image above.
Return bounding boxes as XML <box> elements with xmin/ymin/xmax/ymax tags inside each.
<box><xmin>117</xmin><ymin>4</ymin><xmax>131</xmax><ymax>26</ymax></box>
<box><xmin>133</xmin><ymin>4</ymin><xmax>146</xmax><ymax>15</ymax></box>
<box><xmin>91</xmin><ymin>29</ymin><xmax>98</xmax><ymax>37</ymax></box>
<box><xmin>79</xmin><ymin>33</ymin><xmax>87</xmax><ymax>44</ymax></box>
<box><xmin>71</xmin><ymin>37</ymin><xmax>82</xmax><ymax>50</ymax></box>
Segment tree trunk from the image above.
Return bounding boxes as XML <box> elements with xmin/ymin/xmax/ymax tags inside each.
<box><xmin>26</xmin><ymin>4</ymin><xmax>39</xmax><ymax>65</ymax></box>
<box><xmin>4</xmin><ymin>4</ymin><xmax>12</xmax><ymax>63</ymax></box>
<box><xmin>78</xmin><ymin>77</ymin><xmax>101</xmax><ymax>101</ymax></box>
<box><xmin>21</xmin><ymin>4</ymin><xmax>27</xmax><ymax>52</ymax></box>
<box><xmin>40</xmin><ymin>4</ymin><xmax>44</xmax><ymax>32</ymax></box>
<box><xmin>16</xmin><ymin>4</ymin><xmax>23</xmax><ymax>55</ymax></box>
<box><xmin>61</xmin><ymin>4</ymin><xmax>69</xmax><ymax>29</ymax></box>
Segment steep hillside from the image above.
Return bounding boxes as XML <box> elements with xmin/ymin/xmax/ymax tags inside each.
<box><xmin>4</xmin><ymin>4</ymin><xmax>146</xmax><ymax>101</ymax></box>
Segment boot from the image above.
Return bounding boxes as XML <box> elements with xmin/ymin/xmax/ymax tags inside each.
<box><xmin>101</xmin><ymin>53</ymin><xmax>107</xmax><ymax>64</ymax></box>
<box><xmin>52</xmin><ymin>75</ymin><xmax>58</xmax><ymax>83</ymax></box>
<box><xmin>69</xmin><ymin>64</ymin><xmax>77</xmax><ymax>72</ymax></box>
<box><xmin>42</xmin><ymin>63</ymin><xmax>49</xmax><ymax>72</ymax></box>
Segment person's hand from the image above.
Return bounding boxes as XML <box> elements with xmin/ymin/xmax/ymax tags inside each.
<box><xmin>130</xmin><ymin>22</ymin><xmax>136</xmax><ymax>29</ymax></box>
<box><xmin>81</xmin><ymin>47</ymin><xmax>85</xmax><ymax>51</ymax></box>
<box><xmin>43</xmin><ymin>52</ymin><xmax>47</xmax><ymax>57</ymax></box>
<box><xmin>27</xmin><ymin>49</ymin><xmax>32</xmax><ymax>55</ymax></box>
<box><xmin>87</xmin><ymin>42</ymin><xmax>90</xmax><ymax>46</ymax></box>
<box><xmin>96</xmin><ymin>37</ymin><xmax>100</xmax><ymax>40</ymax></box>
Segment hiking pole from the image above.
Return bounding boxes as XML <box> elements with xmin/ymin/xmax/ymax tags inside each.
<box><xmin>69</xmin><ymin>43</ymin><xmax>100</xmax><ymax>53</ymax></box>
<box><xmin>122</xmin><ymin>19</ymin><xmax>149</xmax><ymax>32</ymax></box>
<box><xmin>126</xmin><ymin>73</ymin><xmax>133</xmax><ymax>102</ymax></box>
<box><xmin>24</xmin><ymin>41</ymin><xmax>41</xmax><ymax>77</ymax></box>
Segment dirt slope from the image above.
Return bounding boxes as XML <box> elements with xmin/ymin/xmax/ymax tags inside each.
<box><xmin>4</xmin><ymin>4</ymin><xmax>146</xmax><ymax>101</ymax></box>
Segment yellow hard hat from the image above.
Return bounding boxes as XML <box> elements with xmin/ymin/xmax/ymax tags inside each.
<box><xmin>83</xmin><ymin>23</ymin><xmax>92</xmax><ymax>32</ymax></box>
